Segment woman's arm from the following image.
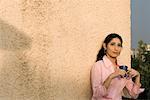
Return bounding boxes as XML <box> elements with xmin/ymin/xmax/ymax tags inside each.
<box><xmin>125</xmin><ymin>69</ymin><xmax>144</xmax><ymax>99</ymax></box>
<box><xmin>91</xmin><ymin>62</ymin><xmax>108</xmax><ymax>98</ymax></box>
<box><xmin>103</xmin><ymin>69</ymin><xmax>127</xmax><ymax>89</ymax></box>
<box><xmin>134</xmin><ymin>73</ymin><xmax>141</xmax><ymax>87</ymax></box>
<box><xmin>102</xmin><ymin>74</ymin><xmax>113</xmax><ymax>89</ymax></box>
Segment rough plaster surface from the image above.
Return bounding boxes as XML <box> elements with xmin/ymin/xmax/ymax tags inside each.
<box><xmin>0</xmin><ymin>0</ymin><xmax>130</xmax><ymax>100</ymax></box>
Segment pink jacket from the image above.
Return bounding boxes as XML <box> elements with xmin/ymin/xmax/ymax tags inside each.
<box><xmin>91</xmin><ymin>56</ymin><xmax>144</xmax><ymax>100</ymax></box>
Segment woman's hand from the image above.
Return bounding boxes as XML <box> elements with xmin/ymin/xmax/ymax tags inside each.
<box><xmin>110</xmin><ymin>69</ymin><xmax>127</xmax><ymax>79</ymax></box>
<box><xmin>128</xmin><ymin>68</ymin><xmax>140</xmax><ymax>78</ymax></box>
<box><xmin>128</xmin><ymin>68</ymin><xmax>141</xmax><ymax>87</ymax></box>
<box><xmin>103</xmin><ymin>69</ymin><xmax>126</xmax><ymax>89</ymax></box>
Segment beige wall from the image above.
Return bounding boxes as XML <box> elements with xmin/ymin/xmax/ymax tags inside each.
<box><xmin>0</xmin><ymin>0</ymin><xmax>130</xmax><ymax>100</ymax></box>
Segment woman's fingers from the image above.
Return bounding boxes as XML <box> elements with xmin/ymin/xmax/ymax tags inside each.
<box><xmin>119</xmin><ymin>69</ymin><xmax>127</xmax><ymax>77</ymax></box>
<box><xmin>128</xmin><ymin>68</ymin><xmax>140</xmax><ymax>78</ymax></box>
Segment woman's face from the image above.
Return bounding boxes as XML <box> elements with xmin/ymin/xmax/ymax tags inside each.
<box><xmin>105</xmin><ymin>38</ymin><xmax>122</xmax><ymax>58</ymax></box>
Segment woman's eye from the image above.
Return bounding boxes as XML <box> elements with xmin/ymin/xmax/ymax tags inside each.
<box><xmin>110</xmin><ymin>43</ymin><xmax>115</xmax><ymax>46</ymax></box>
<box><xmin>117</xmin><ymin>44</ymin><xmax>122</xmax><ymax>47</ymax></box>
<box><xmin>110</xmin><ymin>43</ymin><xmax>122</xmax><ymax>47</ymax></box>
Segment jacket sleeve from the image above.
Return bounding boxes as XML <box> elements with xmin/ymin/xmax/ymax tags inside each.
<box><xmin>124</xmin><ymin>68</ymin><xmax>145</xmax><ymax>99</ymax></box>
<box><xmin>91</xmin><ymin>62</ymin><xmax>108</xmax><ymax>98</ymax></box>
<box><xmin>125</xmin><ymin>79</ymin><xmax>144</xmax><ymax>99</ymax></box>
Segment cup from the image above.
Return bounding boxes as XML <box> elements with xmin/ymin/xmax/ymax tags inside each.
<box><xmin>119</xmin><ymin>65</ymin><xmax>128</xmax><ymax>77</ymax></box>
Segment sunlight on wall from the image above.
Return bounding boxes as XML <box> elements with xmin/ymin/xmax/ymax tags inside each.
<box><xmin>0</xmin><ymin>0</ymin><xmax>130</xmax><ymax>100</ymax></box>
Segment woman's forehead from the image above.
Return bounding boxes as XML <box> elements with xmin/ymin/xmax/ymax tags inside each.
<box><xmin>110</xmin><ymin>38</ymin><xmax>121</xmax><ymax>43</ymax></box>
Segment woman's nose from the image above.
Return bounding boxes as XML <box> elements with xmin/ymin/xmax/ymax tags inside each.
<box><xmin>114</xmin><ymin>45</ymin><xmax>119</xmax><ymax>50</ymax></box>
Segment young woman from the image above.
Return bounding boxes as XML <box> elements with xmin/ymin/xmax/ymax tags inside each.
<box><xmin>91</xmin><ymin>33</ymin><xmax>144</xmax><ymax>100</ymax></box>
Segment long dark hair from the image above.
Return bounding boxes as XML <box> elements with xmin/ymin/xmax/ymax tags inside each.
<box><xmin>96</xmin><ymin>33</ymin><xmax>123</xmax><ymax>62</ymax></box>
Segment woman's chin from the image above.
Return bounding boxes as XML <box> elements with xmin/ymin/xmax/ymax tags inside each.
<box><xmin>111</xmin><ymin>54</ymin><xmax>119</xmax><ymax>58</ymax></box>
<box><xmin>106</xmin><ymin>53</ymin><xmax>120</xmax><ymax>58</ymax></box>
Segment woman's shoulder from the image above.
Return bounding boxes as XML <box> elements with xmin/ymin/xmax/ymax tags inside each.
<box><xmin>91</xmin><ymin>60</ymin><xmax>105</xmax><ymax>72</ymax></box>
<box><xmin>93</xmin><ymin>60</ymin><xmax>104</xmax><ymax>67</ymax></box>
<box><xmin>96</xmin><ymin>59</ymin><xmax>103</xmax><ymax>63</ymax></box>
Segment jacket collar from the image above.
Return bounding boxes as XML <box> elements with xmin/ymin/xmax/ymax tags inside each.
<box><xmin>103</xmin><ymin>55</ymin><xmax>113</xmax><ymax>68</ymax></box>
<box><xmin>102</xmin><ymin>55</ymin><xmax>123</xmax><ymax>68</ymax></box>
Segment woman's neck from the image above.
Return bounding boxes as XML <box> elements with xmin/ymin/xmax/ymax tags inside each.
<box><xmin>106</xmin><ymin>54</ymin><xmax>117</xmax><ymax>67</ymax></box>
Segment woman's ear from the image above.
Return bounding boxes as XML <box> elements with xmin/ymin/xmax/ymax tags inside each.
<box><xmin>103</xmin><ymin>43</ymin><xmax>106</xmax><ymax>50</ymax></box>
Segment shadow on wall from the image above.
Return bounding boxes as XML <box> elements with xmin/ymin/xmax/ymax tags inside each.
<box><xmin>0</xmin><ymin>19</ymin><xmax>35</xmax><ymax>100</ymax></box>
<box><xmin>0</xmin><ymin>19</ymin><xmax>32</xmax><ymax>51</ymax></box>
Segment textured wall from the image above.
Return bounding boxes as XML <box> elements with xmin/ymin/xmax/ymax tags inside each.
<box><xmin>0</xmin><ymin>0</ymin><xmax>130</xmax><ymax>100</ymax></box>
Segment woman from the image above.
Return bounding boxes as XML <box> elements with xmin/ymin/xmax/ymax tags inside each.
<box><xmin>91</xmin><ymin>33</ymin><xmax>144</xmax><ymax>100</ymax></box>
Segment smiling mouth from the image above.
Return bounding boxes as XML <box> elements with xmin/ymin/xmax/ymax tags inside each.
<box><xmin>113</xmin><ymin>52</ymin><xmax>119</xmax><ymax>54</ymax></box>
